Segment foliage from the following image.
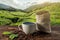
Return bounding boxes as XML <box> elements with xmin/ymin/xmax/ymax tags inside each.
<box><xmin>3</xmin><ymin>31</ymin><xmax>12</xmax><ymax>35</ymax></box>
<box><xmin>26</xmin><ymin>2</ymin><xmax>60</xmax><ymax>25</ymax></box>
<box><xmin>3</xmin><ymin>31</ymin><xmax>18</xmax><ymax>40</ymax></box>
<box><xmin>0</xmin><ymin>2</ymin><xmax>60</xmax><ymax>26</ymax></box>
<box><xmin>9</xmin><ymin>34</ymin><xmax>18</xmax><ymax>40</ymax></box>
<box><xmin>0</xmin><ymin>10</ymin><xmax>35</xmax><ymax>26</ymax></box>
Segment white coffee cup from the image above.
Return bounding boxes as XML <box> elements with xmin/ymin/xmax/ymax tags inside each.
<box><xmin>22</xmin><ymin>22</ymin><xmax>36</xmax><ymax>34</ymax></box>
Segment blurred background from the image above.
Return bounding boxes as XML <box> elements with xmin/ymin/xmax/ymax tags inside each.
<box><xmin>0</xmin><ymin>0</ymin><xmax>60</xmax><ymax>26</ymax></box>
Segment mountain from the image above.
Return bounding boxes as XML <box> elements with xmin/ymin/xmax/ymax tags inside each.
<box><xmin>0</xmin><ymin>4</ymin><xmax>29</xmax><ymax>12</ymax></box>
<box><xmin>25</xmin><ymin>2</ymin><xmax>60</xmax><ymax>12</ymax></box>
<box><xmin>25</xmin><ymin>2</ymin><xmax>51</xmax><ymax>12</ymax></box>
<box><xmin>0</xmin><ymin>2</ymin><xmax>60</xmax><ymax>26</ymax></box>
<box><xmin>25</xmin><ymin>2</ymin><xmax>60</xmax><ymax>25</ymax></box>
<box><xmin>41</xmin><ymin>3</ymin><xmax>60</xmax><ymax>25</ymax></box>
<box><xmin>0</xmin><ymin>4</ymin><xmax>17</xmax><ymax>10</ymax></box>
<box><xmin>41</xmin><ymin>3</ymin><xmax>60</xmax><ymax>12</ymax></box>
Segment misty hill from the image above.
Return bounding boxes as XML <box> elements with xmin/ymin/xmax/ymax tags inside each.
<box><xmin>0</xmin><ymin>2</ymin><xmax>60</xmax><ymax>26</ymax></box>
<box><xmin>41</xmin><ymin>3</ymin><xmax>60</xmax><ymax>25</ymax></box>
<box><xmin>25</xmin><ymin>2</ymin><xmax>51</xmax><ymax>12</ymax></box>
<box><xmin>0</xmin><ymin>4</ymin><xmax>29</xmax><ymax>12</ymax></box>
<box><xmin>0</xmin><ymin>4</ymin><xmax>16</xmax><ymax>10</ymax></box>
<box><xmin>25</xmin><ymin>2</ymin><xmax>60</xmax><ymax>13</ymax></box>
<box><xmin>25</xmin><ymin>2</ymin><xmax>60</xmax><ymax>25</ymax></box>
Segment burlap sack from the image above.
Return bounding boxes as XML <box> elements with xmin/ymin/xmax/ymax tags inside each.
<box><xmin>36</xmin><ymin>11</ymin><xmax>51</xmax><ymax>33</ymax></box>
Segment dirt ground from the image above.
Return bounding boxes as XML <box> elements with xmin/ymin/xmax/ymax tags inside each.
<box><xmin>0</xmin><ymin>25</ymin><xmax>60</xmax><ymax>40</ymax></box>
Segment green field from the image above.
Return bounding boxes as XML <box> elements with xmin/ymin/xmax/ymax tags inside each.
<box><xmin>0</xmin><ymin>10</ymin><xmax>36</xmax><ymax>26</ymax></box>
<box><xmin>0</xmin><ymin>2</ymin><xmax>60</xmax><ymax>26</ymax></box>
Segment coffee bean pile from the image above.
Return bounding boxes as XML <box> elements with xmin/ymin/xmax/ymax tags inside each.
<box><xmin>13</xmin><ymin>30</ymin><xmax>33</xmax><ymax>40</ymax></box>
<box><xmin>13</xmin><ymin>30</ymin><xmax>51</xmax><ymax>40</ymax></box>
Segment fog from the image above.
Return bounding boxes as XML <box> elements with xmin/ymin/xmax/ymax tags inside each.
<box><xmin>0</xmin><ymin>0</ymin><xmax>60</xmax><ymax>10</ymax></box>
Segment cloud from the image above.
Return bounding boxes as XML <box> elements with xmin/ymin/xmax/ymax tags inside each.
<box><xmin>0</xmin><ymin>0</ymin><xmax>60</xmax><ymax>10</ymax></box>
<box><xmin>13</xmin><ymin>0</ymin><xmax>37</xmax><ymax>9</ymax></box>
<box><xmin>13</xmin><ymin>0</ymin><xmax>60</xmax><ymax>9</ymax></box>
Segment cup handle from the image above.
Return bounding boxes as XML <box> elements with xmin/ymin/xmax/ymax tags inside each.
<box><xmin>18</xmin><ymin>25</ymin><xmax>22</xmax><ymax>31</ymax></box>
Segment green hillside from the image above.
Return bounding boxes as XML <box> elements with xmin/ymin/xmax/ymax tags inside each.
<box><xmin>25</xmin><ymin>2</ymin><xmax>51</xmax><ymax>13</ymax></box>
<box><xmin>0</xmin><ymin>2</ymin><xmax>60</xmax><ymax>26</ymax></box>
<box><xmin>0</xmin><ymin>10</ymin><xmax>35</xmax><ymax>26</ymax></box>
<box><xmin>26</xmin><ymin>2</ymin><xmax>60</xmax><ymax>25</ymax></box>
<box><xmin>40</xmin><ymin>3</ymin><xmax>60</xmax><ymax>25</ymax></box>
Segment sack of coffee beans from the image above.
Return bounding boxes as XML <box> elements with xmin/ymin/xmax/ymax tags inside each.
<box><xmin>36</xmin><ymin>10</ymin><xmax>51</xmax><ymax>33</ymax></box>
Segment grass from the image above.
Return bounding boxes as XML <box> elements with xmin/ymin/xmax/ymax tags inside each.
<box><xmin>0</xmin><ymin>3</ymin><xmax>60</xmax><ymax>26</ymax></box>
<box><xmin>0</xmin><ymin>10</ymin><xmax>36</xmax><ymax>26</ymax></box>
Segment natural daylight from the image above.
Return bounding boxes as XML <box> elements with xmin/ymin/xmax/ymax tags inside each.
<box><xmin>0</xmin><ymin>0</ymin><xmax>60</xmax><ymax>40</ymax></box>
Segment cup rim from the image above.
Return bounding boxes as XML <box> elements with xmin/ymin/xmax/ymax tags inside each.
<box><xmin>22</xmin><ymin>22</ymin><xmax>35</xmax><ymax>25</ymax></box>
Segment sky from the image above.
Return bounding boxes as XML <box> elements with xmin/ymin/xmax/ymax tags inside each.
<box><xmin>0</xmin><ymin>0</ymin><xmax>60</xmax><ymax>10</ymax></box>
